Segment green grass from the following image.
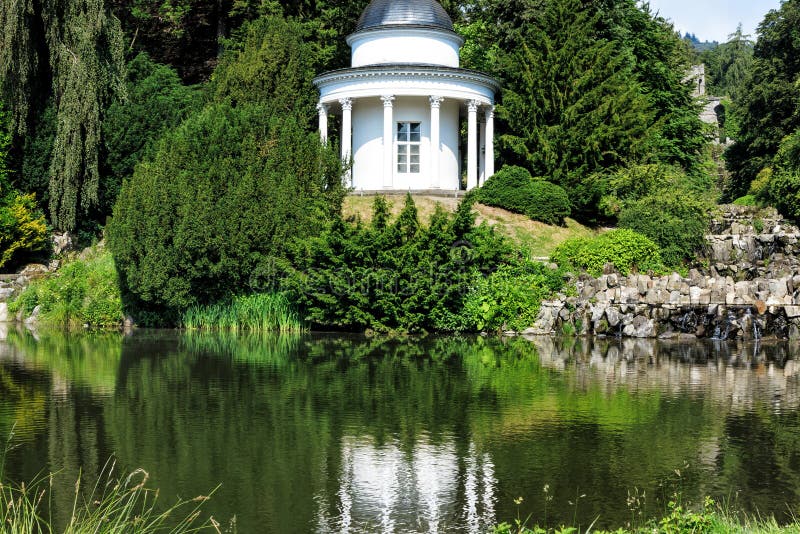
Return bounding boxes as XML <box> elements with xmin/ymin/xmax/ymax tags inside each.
<box><xmin>9</xmin><ymin>246</ymin><xmax>124</xmax><ymax>330</ymax></box>
<box><xmin>494</xmin><ymin>496</ymin><xmax>800</xmax><ymax>534</ymax></box>
<box><xmin>343</xmin><ymin>195</ymin><xmax>600</xmax><ymax>259</ymax></box>
<box><xmin>1</xmin><ymin>431</ymin><xmax>221</xmax><ymax>533</ymax></box>
<box><xmin>181</xmin><ymin>293</ymin><xmax>305</xmax><ymax>333</ymax></box>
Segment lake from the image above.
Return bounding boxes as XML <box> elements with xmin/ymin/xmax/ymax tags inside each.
<box><xmin>1</xmin><ymin>329</ymin><xmax>799</xmax><ymax>532</ymax></box>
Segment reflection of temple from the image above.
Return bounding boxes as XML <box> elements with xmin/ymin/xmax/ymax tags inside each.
<box><xmin>315</xmin><ymin>437</ymin><xmax>497</xmax><ymax>533</ymax></box>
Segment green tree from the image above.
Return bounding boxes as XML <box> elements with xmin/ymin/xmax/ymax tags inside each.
<box><xmin>724</xmin><ymin>0</ymin><xmax>800</xmax><ymax>201</ymax></box>
<box><xmin>108</xmin><ymin>15</ymin><xmax>346</xmax><ymax>322</ymax></box>
<box><xmin>0</xmin><ymin>0</ymin><xmax>127</xmax><ymax>231</ymax></box>
<box><xmin>102</xmin><ymin>52</ymin><xmax>200</xmax><ymax>216</ymax></box>
<box><xmin>704</xmin><ymin>25</ymin><xmax>754</xmax><ymax>102</ymax></box>
<box><xmin>496</xmin><ymin>0</ymin><xmax>654</xmax><ymax>221</ymax></box>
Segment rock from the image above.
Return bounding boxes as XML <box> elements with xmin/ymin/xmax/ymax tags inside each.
<box><xmin>755</xmin><ymin>300</ymin><xmax>767</xmax><ymax>315</ymax></box>
<box><xmin>786</xmin><ymin>306</ymin><xmax>800</xmax><ymax>318</ymax></box>
<box><xmin>0</xmin><ymin>303</ymin><xmax>8</xmax><ymax>323</ymax></box>
<box><xmin>689</xmin><ymin>286</ymin><xmax>702</xmax><ymax>305</ymax></box>
<box><xmin>20</xmin><ymin>264</ymin><xmax>49</xmax><ymax>277</ymax></box>
<box><xmin>770</xmin><ymin>279</ymin><xmax>789</xmax><ymax>299</ymax></box>
<box><xmin>0</xmin><ymin>287</ymin><xmax>14</xmax><ymax>301</ymax></box>
<box><xmin>53</xmin><ymin>232</ymin><xmax>73</xmax><ymax>255</ymax></box>
<box><xmin>632</xmin><ymin>315</ymin><xmax>656</xmax><ymax>338</ymax></box>
<box><xmin>607</xmin><ymin>274</ymin><xmax>619</xmax><ymax>288</ymax></box>
<box><xmin>25</xmin><ymin>305</ymin><xmax>41</xmax><ymax>326</ymax></box>
<box><xmin>124</xmin><ymin>316</ymin><xmax>136</xmax><ymax>329</ymax></box>
<box><xmin>606</xmin><ymin>308</ymin><xmax>622</xmax><ymax>327</ymax></box>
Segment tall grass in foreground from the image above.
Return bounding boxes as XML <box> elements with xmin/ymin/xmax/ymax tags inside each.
<box><xmin>0</xmin><ymin>460</ymin><xmax>223</xmax><ymax>533</ymax></box>
<box><xmin>181</xmin><ymin>293</ymin><xmax>305</xmax><ymax>333</ymax></box>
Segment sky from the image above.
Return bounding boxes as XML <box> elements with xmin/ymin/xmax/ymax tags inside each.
<box><xmin>642</xmin><ymin>0</ymin><xmax>783</xmax><ymax>43</ymax></box>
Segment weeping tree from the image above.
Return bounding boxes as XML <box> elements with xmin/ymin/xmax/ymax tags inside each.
<box><xmin>0</xmin><ymin>0</ymin><xmax>126</xmax><ymax>231</ymax></box>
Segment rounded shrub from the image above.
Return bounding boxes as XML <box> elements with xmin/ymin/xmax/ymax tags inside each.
<box><xmin>478</xmin><ymin>165</ymin><xmax>571</xmax><ymax>225</ymax></box>
<box><xmin>551</xmin><ymin>229</ymin><xmax>663</xmax><ymax>276</ymax></box>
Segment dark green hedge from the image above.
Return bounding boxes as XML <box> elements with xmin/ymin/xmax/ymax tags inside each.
<box><xmin>477</xmin><ymin>165</ymin><xmax>571</xmax><ymax>225</ymax></box>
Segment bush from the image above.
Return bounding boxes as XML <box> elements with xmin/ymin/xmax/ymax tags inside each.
<box><xmin>733</xmin><ymin>195</ymin><xmax>758</xmax><ymax>206</ymax></box>
<box><xmin>108</xmin><ymin>102</ymin><xmax>345</xmax><ymax>322</ymax></box>
<box><xmin>10</xmin><ymin>247</ymin><xmax>124</xmax><ymax>329</ymax></box>
<box><xmin>462</xmin><ymin>262</ymin><xmax>565</xmax><ymax>332</ymax></box>
<box><xmin>108</xmin><ymin>15</ymin><xmax>345</xmax><ymax>324</ymax></box>
<box><xmin>102</xmin><ymin>53</ymin><xmax>200</xmax><ymax>214</ymax></box>
<box><xmin>618</xmin><ymin>191</ymin><xmax>710</xmax><ymax>267</ymax></box>
<box><xmin>551</xmin><ymin>229</ymin><xmax>663</xmax><ymax>276</ymax></box>
<box><xmin>284</xmin><ymin>195</ymin><xmax>513</xmax><ymax>333</ymax></box>
<box><xmin>478</xmin><ymin>165</ymin><xmax>571</xmax><ymax>225</ymax></box>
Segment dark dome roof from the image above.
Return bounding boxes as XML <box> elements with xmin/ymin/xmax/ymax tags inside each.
<box><xmin>355</xmin><ymin>0</ymin><xmax>454</xmax><ymax>33</ymax></box>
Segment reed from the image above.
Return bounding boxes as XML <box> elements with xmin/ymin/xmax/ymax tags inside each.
<box><xmin>181</xmin><ymin>293</ymin><xmax>305</xmax><ymax>333</ymax></box>
<box><xmin>0</xmin><ymin>459</ymin><xmax>222</xmax><ymax>533</ymax></box>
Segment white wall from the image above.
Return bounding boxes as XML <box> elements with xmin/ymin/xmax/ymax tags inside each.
<box><xmin>351</xmin><ymin>96</ymin><xmax>460</xmax><ymax>190</ymax></box>
<box><xmin>349</xmin><ymin>29</ymin><xmax>461</xmax><ymax>69</ymax></box>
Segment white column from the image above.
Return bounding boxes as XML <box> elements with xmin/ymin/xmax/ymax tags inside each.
<box><xmin>429</xmin><ymin>96</ymin><xmax>444</xmax><ymax>189</ymax></box>
<box><xmin>339</xmin><ymin>98</ymin><xmax>353</xmax><ymax>162</ymax></box>
<box><xmin>479</xmin><ymin>117</ymin><xmax>487</xmax><ymax>186</ymax></box>
<box><xmin>485</xmin><ymin>106</ymin><xmax>495</xmax><ymax>180</ymax></box>
<box><xmin>467</xmin><ymin>100</ymin><xmax>479</xmax><ymax>191</ymax></box>
<box><xmin>317</xmin><ymin>103</ymin><xmax>329</xmax><ymax>145</ymax></box>
<box><xmin>381</xmin><ymin>95</ymin><xmax>395</xmax><ymax>189</ymax></box>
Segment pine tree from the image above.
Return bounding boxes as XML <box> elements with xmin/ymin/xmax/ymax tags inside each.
<box><xmin>497</xmin><ymin>0</ymin><xmax>654</xmax><ymax>220</ymax></box>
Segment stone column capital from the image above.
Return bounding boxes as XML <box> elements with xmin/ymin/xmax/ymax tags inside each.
<box><xmin>339</xmin><ymin>97</ymin><xmax>353</xmax><ymax>111</ymax></box>
<box><xmin>381</xmin><ymin>95</ymin><xmax>396</xmax><ymax>108</ymax></box>
<box><xmin>467</xmin><ymin>99</ymin><xmax>481</xmax><ymax>113</ymax></box>
<box><xmin>485</xmin><ymin>105</ymin><xmax>495</xmax><ymax>120</ymax></box>
<box><xmin>429</xmin><ymin>96</ymin><xmax>444</xmax><ymax>109</ymax></box>
<box><xmin>317</xmin><ymin>102</ymin><xmax>329</xmax><ymax>115</ymax></box>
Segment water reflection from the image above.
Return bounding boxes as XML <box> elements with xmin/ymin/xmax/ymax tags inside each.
<box><xmin>316</xmin><ymin>438</ymin><xmax>496</xmax><ymax>533</ymax></box>
<box><xmin>0</xmin><ymin>330</ymin><xmax>799</xmax><ymax>532</ymax></box>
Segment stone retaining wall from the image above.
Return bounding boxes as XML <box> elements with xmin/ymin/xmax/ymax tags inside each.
<box><xmin>527</xmin><ymin>271</ymin><xmax>800</xmax><ymax>340</ymax></box>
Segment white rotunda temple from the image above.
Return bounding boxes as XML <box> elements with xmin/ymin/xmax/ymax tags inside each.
<box><xmin>313</xmin><ymin>0</ymin><xmax>500</xmax><ymax>191</ymax></box>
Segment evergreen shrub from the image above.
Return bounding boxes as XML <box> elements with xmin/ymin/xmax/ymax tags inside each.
<box><xmin>284</xmin><ymin>195</ymin><xmax>513</xmax><ymax>333</ymax></box>
<box><xmin>478</xmin><ymin>165</ymin><xmax>571</xmax><ymax>225</ymax></box>
<box><xmin>551</xmin><ymin>229</ymin><xmax>663</xmax><ymax>276</ymax></box>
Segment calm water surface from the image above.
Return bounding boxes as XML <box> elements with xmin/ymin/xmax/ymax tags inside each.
<box><xmin>1</xmin><ymin>329</ymin><xmax>800</xmax><ymax>532</ymax></box>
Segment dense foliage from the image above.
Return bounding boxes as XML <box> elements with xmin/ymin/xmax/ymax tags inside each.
<box><xmin>723</xmin><ymin>0</ymin><xmax>800</xmax><ymax>201</ymax></box>
<box><xmin>551</xmin><ymin>229</ymin><xmax>663</xmax><ymax>277</ymax></box>
<box><xmin>285</xmin><ymin>195</ymin><xmax>513</xmax><ymax>333</ymax></box>
<box><xmin>764</xmin><ymin>131</ymin><xmax>800</xmax><ymax>221</ymax></box>
<box><xmin>462</xmin><ymin>261</ymin><xmax>566</xmax><ymax>332</ymax></box>
<box><xmin>477</xmin><ymin>166</ymin><xmax>571</xmax><ymax>226</ymax></box>
<box><xmin>461</xmin><ymin>0</ymin><xmax>707</xmax><ymax>223</ymax></box>
<box><xmin>102</xmin><ymin>53</ymin><xmax>200</xmax><ymax>212</ymax></box>
<box><xmin>0</xmin><ymin>104</ymin><xmax>48</xmax><ymax>270</ymax></box>
<box><xmin>108</xmin><ymin>16</ymin><xmax>346</xmax><ymax>323</ymax></box>
<box><xmin>11</xmin><ymin>248</ymin><xmax>124</xmax><ymax>329</ymax></box>
<box><xmin>0</xmin><ymin>0</ymin><xmax>126</xmax><ymax>231</ymax></box>
<box><xmin>701</xmin><ymin>26</ymin><xmax>754</xmax><ymax>102</ymax></box>
<box><xmin>598</xmin><ymin>164</ymin><xmax>713</xmax><ymax>266</ymax></box>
